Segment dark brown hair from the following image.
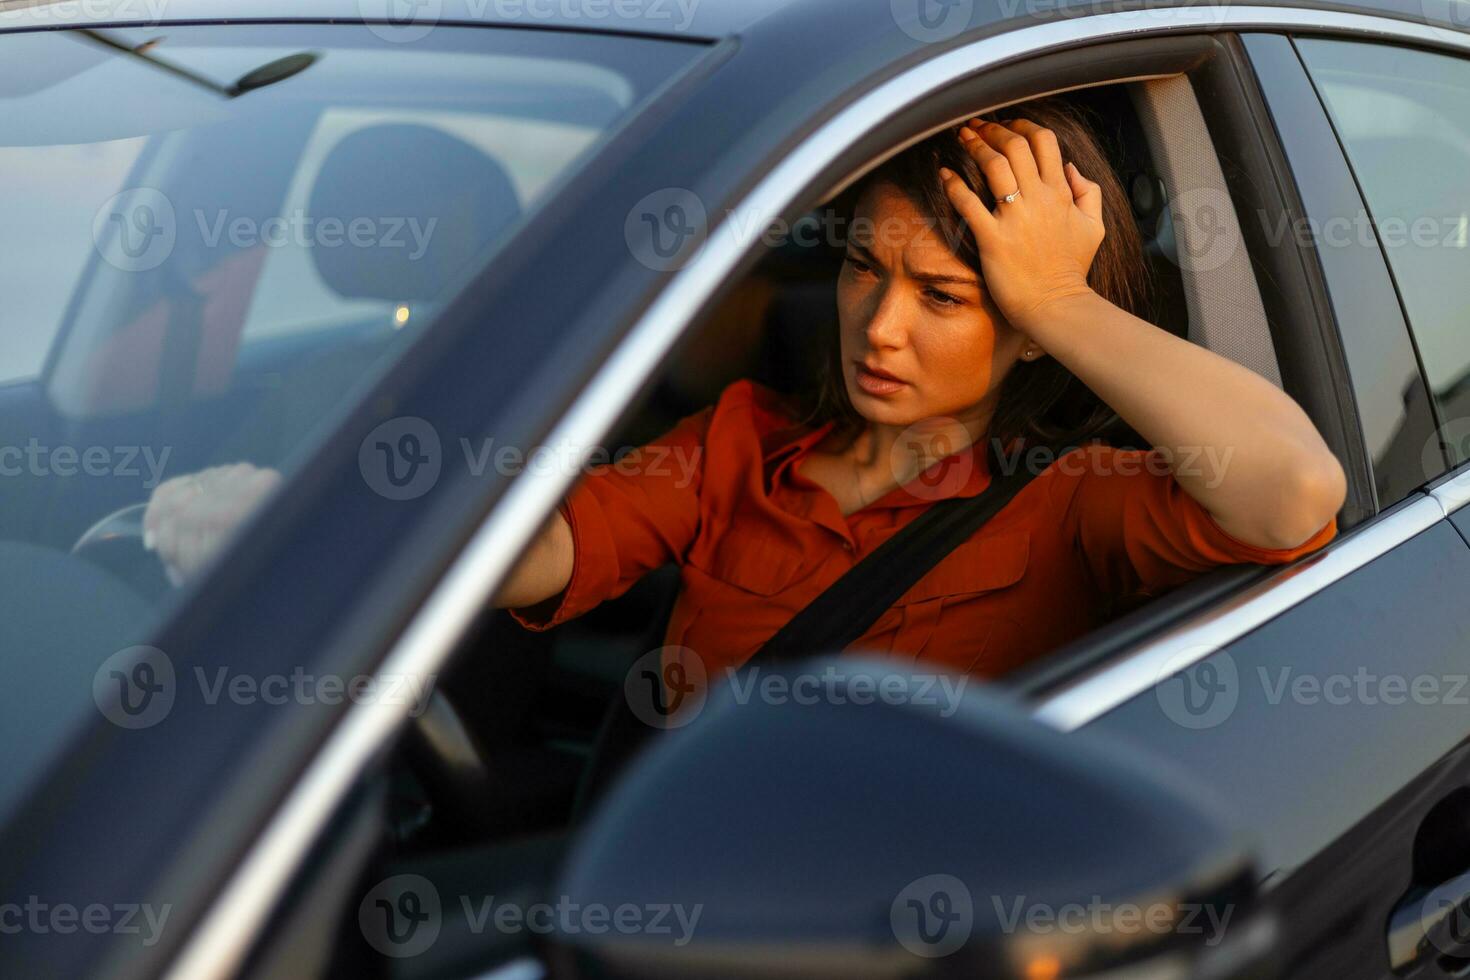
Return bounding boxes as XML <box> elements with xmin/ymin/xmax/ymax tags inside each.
<box><xmin>802</xmin><ymin>96</ymin><xmax>1155</xmax><ymax>451</ymax></box>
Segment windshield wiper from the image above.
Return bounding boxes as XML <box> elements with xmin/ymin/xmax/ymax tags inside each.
<box><xmin>77</xmin><ymin>29</ymin><xmax>318</xmax><ymax>98</ymax></box>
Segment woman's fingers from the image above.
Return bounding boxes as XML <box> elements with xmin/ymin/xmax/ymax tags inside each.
<box><xmin>957</xmin><ymin>124</ymin><xmax>1018</xmax><ymax>205</ymax></box>
<box><xmin>937</xmin><ymin>165</ymin><xmax>996</xmax><ymax>240</ymax></box>
<box><xmin>143</xmin><ymin>474</ymin><xmax>189</xmax><ymax>545</ymax></box>
<box><xmin>141</xmin><ymin>462</ymin><xmax>284</xmax><ymax>585</ymax></box>
<box><xmin>1066</xmin><ymin>160</ymin><xmax>1104</xmax><ymax>224</ymax></box>
<box><xmin>178</xmin><ymin>522</ymin><xmax>202</xmax><ymax>578</ymax></box>
<box><xmin>1004</xmin><ymin>117</ymin><xmax>1066</xmax><ymax>190</ymax></box>
<box><xmin>150</xmin><ymin>485</ymin><xmax>185</xmax><ymax>563</ymax></box>
<box><xmin>968</xmin><ymin>118</ymin><xmax>1043</xmax><ymax>195</ymax></box>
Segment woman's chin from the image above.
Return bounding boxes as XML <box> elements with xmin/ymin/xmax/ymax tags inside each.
<box><xmin>847</xmin><ymin>385</ymin><xmax>923</xmax><ymax>426</ymax></box>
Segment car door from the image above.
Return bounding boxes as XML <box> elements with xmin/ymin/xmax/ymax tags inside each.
<box><xmin>1034</xmin><ymin>28</ymin><xmax>1470</xmax><ymax>980</ymax></box>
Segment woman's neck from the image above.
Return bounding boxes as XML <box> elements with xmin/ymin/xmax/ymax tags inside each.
<box><xmin>856</xmin><ymin>409</ymin><xmax>993</xmax><ymax>486</ymax></box>
<box><xmin>800</xmin><ymin>402</ymin><xmax>997</xmax><ymax>516</ymax></box>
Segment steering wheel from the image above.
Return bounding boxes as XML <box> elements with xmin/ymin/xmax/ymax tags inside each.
<box><xmin>72</xmin><ymin>501</ymin><xmax>148</xmax><ymax>552</ymax></box>
<box><xmin>72</xmin><ymin>503</ymin><xmax>506</xmax><ymax>835</ymax></box>
<box><xmin>69</xmin><ymin>504</ymin><xmax>531</xmax><ymax>842</ymax></box>
<box><xmin>71</xmin><ymin>502</ymin><xmax>172</xmax><ymax>600</ymax></box>
<box><xmin>399</xmin><ymin>687</ymin><xmax>517</xmax><ymax>841</ymax></box>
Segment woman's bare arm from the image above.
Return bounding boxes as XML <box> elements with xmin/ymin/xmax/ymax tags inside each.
<box><xmin>941</xmin><ymin>117</ymin><xmax>1346</xmax><ymax>550</ymax></box>
<box><xmin>491</xmin><ymin>510</ymin><xmax>574</xmax><ymax>609</ymax></box>
<box><xmin>1014</xmin><ymin>290</ymin><xmax>1345</xmax><ymax>550</ymax></box>
<box><xmin>146</xmin><ymin>463</ymin><xmax>577</xmax><ymax>603</ymax></box>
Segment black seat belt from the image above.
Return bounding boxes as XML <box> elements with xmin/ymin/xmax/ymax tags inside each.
<box><xmin>746</xmin><ymin>437</ymin><xmax>1066</xmax><ymax>666</ymax></box>
<box><xmin>571</xmin><ymin>436</ymin><xmax>1067</xmax><ymax>818</ymax></box>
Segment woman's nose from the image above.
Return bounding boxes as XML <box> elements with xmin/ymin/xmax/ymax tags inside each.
<box><xmin>864</xmin><ymin>286</ymin><xmax>909</xmax><ymax>350</ymax></box>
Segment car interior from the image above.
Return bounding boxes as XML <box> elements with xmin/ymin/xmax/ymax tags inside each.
<box><xmin>265</xmin><ymin>67</ymin><xmax>1361</xmax><ymax>978</ymax></box>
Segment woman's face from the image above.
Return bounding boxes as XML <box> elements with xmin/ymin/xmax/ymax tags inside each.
<box><xmin>836</xmin><ymin>180</ymin><xmax>1036</xmax><ymax>432</ymax></box>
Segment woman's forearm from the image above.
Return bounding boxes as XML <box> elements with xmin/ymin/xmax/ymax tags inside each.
<box><xmin>492</xmin><ymin>509</ymin><xmax>575</xmax><ymax>609</ymax></box>
<box><xmin>1017</xmin><ymin>289</ymin><xmax>1347</xmax><ymax>549</ymax></box>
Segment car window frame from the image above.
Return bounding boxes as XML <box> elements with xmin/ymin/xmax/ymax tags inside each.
<box><xmin>1013</xmin><ymin>24</ymin><xmax>1455</xmax><ymax>705</ymax></box>
<box><xmin>1030</xmin><ymin>25</ymin><xmax>1470</xmax><ymax>728</ymax></box>
<box><xmin>1067</xmin><ymin>30</ymin><xmax>1470</xmax><ymax>886</ymax></box>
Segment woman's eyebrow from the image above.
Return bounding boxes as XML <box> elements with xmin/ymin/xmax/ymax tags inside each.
<box><xmin>910</xmin><ymin>269</ymin><xmax>981</xmax><ymax>287</ymax></box>
<box><xmin>847</xmin><ymin>243</ymin><xmax>979</xmax><ymax>287</ymax></box>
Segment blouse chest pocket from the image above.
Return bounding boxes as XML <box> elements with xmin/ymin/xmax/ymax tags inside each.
<box><xmin>690</xmin><ymin>524</ymin><xmax>810</xmax><ymax>597</ymax></box>
<box><xmin>897</xmin><ymin>528</ymin><xmax>1031</xmax><ymax>605</ymax></box>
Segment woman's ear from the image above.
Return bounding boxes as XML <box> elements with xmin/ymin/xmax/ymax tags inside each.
<box><xmin>1020</xmin><ymin>342</ymin><xmax>1048</xmax><ymax>363</ymax></box>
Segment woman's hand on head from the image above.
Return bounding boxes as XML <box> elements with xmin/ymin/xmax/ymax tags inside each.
<box><xmin>143</xmin><ymin>462</ymin><xmax>283</xmax><ymax>586</ymax></box>
<box><xmin>939</xmin><ymin>117</ymin><xmax>1106</xmax><ymax>333</ymax></box>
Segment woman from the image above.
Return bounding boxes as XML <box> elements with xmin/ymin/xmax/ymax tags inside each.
<box><xmin>147</xmin><ymin>99</ymin><xmax>1346</xmax><ymax>681</ymax></box>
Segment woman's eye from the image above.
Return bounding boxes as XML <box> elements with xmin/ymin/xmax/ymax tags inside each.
<box><xmin>927</xmin><ymin>288</ymin><xmax>961</xmax><ymax>307</ymax></box>
<box><xmin>845</xmin><ymin>254</ymin><xmax>873</xmax><ymax>275</ymax></box>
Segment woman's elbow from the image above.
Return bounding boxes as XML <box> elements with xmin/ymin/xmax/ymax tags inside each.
<box><xmin>1264</xmin><ymin>451</ymin><xmax>1347</xmax><ymax>550</ymax></box>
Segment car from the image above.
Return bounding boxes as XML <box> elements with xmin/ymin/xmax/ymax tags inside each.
<box><xmin>1</xmin><ymin>0</ymin><xmax>1468</xmax><ymax>976</ymax></box>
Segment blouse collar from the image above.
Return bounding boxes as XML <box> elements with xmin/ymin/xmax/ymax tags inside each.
<box><xmin>764</xmin><ymin>420</ymin><xmax>995</xmax><ymax>511</ymax></box>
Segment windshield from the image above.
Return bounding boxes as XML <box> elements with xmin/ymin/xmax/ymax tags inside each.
<box><xmin>0</xmin><ymin>22</ymin><xmax>700</xmax><ymax>817</ymax></box>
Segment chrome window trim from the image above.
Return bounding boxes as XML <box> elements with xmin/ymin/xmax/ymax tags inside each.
<box><xmin>1431</xmin><ymin>463</ymin><xmax>1470</xmax><ymax>515</ymax></box>
<box><xmin>1031</xmin><ymin>494</ymin><xmax>1446</xmax><ymax>731</ymax></box>
<box><xmin>472</xmin><ymin>959</ymin><xmax>545</xmax><ymax>980</ymax></box>
<box><xmin>163</xmin><ymin>8</ymin><xmax>1470</xmax><ymax>980</ymax></box>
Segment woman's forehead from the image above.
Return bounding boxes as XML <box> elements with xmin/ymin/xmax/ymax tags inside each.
<box><xmin>850</xmin><ymin>182</ymin><xmax>967</xmax><ymax>268</ymax></box>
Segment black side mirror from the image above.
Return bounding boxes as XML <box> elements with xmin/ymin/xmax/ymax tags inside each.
<box><xmin>549</xmin><ymin>656</ymin><xmax>1279</xmax><ymax>980</ymax></box>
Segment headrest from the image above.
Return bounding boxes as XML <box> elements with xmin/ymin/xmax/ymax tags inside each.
<box><xmin>307</xmin><ymin>123</ymin><xmax>522</xmax><ymax>303</ymax></box>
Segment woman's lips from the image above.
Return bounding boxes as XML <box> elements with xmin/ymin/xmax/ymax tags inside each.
<box><xmin>854</xmin><ymin>362</ymin><xmax>908</xmax><ymax>396</ymax></box>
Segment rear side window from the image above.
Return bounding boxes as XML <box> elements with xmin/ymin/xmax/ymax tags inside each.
<box><xmin>1296</xmin><ymin>38</ymin><xmax>1470</xmax><ymax>468</ymax></box>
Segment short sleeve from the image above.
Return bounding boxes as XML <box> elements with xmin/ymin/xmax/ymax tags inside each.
<box><xmin>1047</xmin><ymin>444</ymin><xmax>1338</xmax><ymax>600</ymax></box>
<box><xmin>508</xmin><ymin>406</ymin><xmax>712</xmax><ymax>631</ymax></box>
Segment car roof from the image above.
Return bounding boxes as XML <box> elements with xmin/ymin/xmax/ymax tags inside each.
<box><xmin>0</xmin><ymin>0</ymin><xmax>799</xmax><ymax>40</ymax></box>
<box><xmin>0</xmin><ymin>0</ymin><xmax>1446</xmax><ymax>43</ymax></box>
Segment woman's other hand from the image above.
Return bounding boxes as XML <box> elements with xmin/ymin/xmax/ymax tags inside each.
<box><xmin>143</xmin><ymin>463</ymin><xmax>282</xmax><ymax>586</ymax></box>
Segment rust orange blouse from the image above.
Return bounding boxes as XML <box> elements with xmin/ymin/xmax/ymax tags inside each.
<box><xmin>512</xmin><ymin>379</ymin><xmax>1337</xmax><ymax>680</ymax></box>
